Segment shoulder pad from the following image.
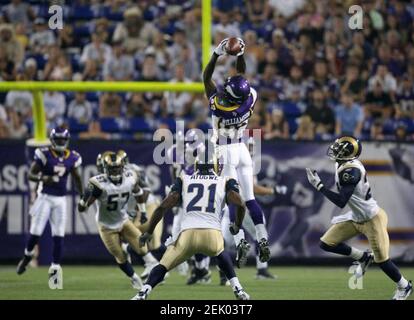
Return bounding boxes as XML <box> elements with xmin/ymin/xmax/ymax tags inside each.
<box><xmin>339</xmin><ymin>167</ymin><xmax>361</xmax><ymax>185</ymax></box>
<box><xmin>89</xmin><ymin>175</ymin><xmax>106</xmax><ymax>190</ymax></box>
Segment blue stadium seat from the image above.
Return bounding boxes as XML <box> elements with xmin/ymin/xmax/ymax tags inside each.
<box><xmin>68</xmin><ymin>118</ymin><xmax>88</xmax><ymax>133</ymax></box>
<box><xmin>72</xmin><ymin>5</ymin><xmax>95</xmax><ymax>20</ymax></box>
<box><xmin>100</xmin><ymin>118</ymin><xmax>121</xmax><ymax>133</ymax></box>
<box><xmin>383</xmin><ymin>120</ymin><xmax>395</xmax><ymax>135</ymax></box>
<box><xmin>287</xmin><ymin>117</ymin><xmax>298</xmax><ymax>134</ymax></box>
<box><xmin>161</xmin><ymin>117</ymin><xmax>177</xmax><ymax>132</ymax></box>
<box><xmin>129</xmin><ymin>118</ymin><xmax>152</xmax><ymax>133</ymax></box>
<box><xmin>282</xmin><ymin>101</ymin><xmax>302</xmax><ymax>118</ymax></box>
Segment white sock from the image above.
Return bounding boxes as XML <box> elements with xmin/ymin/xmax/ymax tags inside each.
<box><xmin>141</xmin><ymin>284</ymin><xmax>152</xmax><ymax>293</ymax></box>
<box><xmin>256</xmin><ymin>256</ymin><xmax>268</xmax><ymax>269</ymax></box>
<box><xmin>50</xmin><ymin>263</ymin><xmax>61</xmax><ymax>269</ymax></box>
<box><xmin>229</xmin><ymin>277</ymin><xmax>242</xmax><ymax>291</ymax></box>
<box><xmin>143</xmin><ymin>253</ymin><xmax>158</xmax><ymax>265</ymax></box>
<box><xmin>349</xmin><ymin>247</ymin><xmax>364</xmax><ymax>260</ymax></box>
<box><xmin>131</xmin><ymin>273</ymin><xmax>139</xmax><ymax>280</ymax></box>
<box><xmin>233</xmin><ymin>229</ymin><xmax>245</xmax><ymax>246</ymax></box>
<box><xmin>255</xmin><ymin>224</ymin><xmax>268</xmax><ymax>241</ymax></box>
<box><xmin>398</xmin><ymin>276</ymin><xmax>409</xmax><ymax>289</ymax></box>
<box><xmin>195</xmin><ymin>257</ymin><xmax>210</xmax><ymax>270</ymax></box>
<box><xmin>24</xmin><ymin>249</ymin><xmax>34</xmax><ymax>256</ymax></box>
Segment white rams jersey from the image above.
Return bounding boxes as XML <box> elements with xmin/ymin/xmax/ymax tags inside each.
<box><xmin>124</xmin><ymin>163</ymin><xmax>154</xmax><ymax>217</ymax></box>
<box><xmin>177</xmin><ymin>173</ymin><xmax>238</xmax><ymax>232</ymax></box>
<box><xmin>89</xmin><ymin>169</ymin><xmax>138</xmax><ymax>229</ymax></box>
<box><xmin>334</xmin><ymin>159</ymin><xmax>379</xmax><ymax>223</ymax></box>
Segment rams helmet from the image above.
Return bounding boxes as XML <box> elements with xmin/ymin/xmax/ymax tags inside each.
<box><xmin>327</xmin><ymin>136</ymin><xmax>362</xmax><ymax>161</ymax></box>
<box><xmin>103</xmin><ymin>151</ymin><xmax>124</xmax><ymax>183</ymax></box>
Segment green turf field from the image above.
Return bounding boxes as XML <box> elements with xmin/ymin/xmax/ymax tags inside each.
<box><xmin>0</xmin><ymin>265</ymin><xmax>413</xmax><ymax>300</ymax></box>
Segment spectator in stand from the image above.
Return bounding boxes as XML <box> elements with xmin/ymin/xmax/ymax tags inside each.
<box><xmin>23</xmin><ymin>58</ymin><xmax>38</xmax><ymax>80</ymax></box>
<box><xmin>395</xmin><ymin>75</ymin><xmax>414</xmax><ymax>119</ymax></box>
<box><xmin>103</xmin><ymin>40</ymin><xmax>135</xmax><ymax>81</ymax></box>
<box><xmin>365</xmin><ymin>79</ymin><xmax>394</xmax><ymax>120</ymax></box>
<box><xmin>335</xmin><ymin>93</ymin><xmax>364</xmax><ymax>137</ymax></box>
<box><xmin>340</xmin><ymin>64</ymin><xmax>366</xmax><ymax>102</ymax></box>
<box><xmin>167</xmin><ymin>27</ymin><xmax>197</xmax><ymax>76</ymax></box>
<box><xmin>57</xmin><ymin>25</ymin><xmax>78</xmax><ymax>50</ymax></box>
<box><xmin>295</xmin><ymin>115</ymin><xmax>315</xmax><ymax>140</ymax></box>
<box><xmin>44</xmin><ymin>46</ymin><xmax>72</xmax><ymax>81</ymax></box>
<box><xmin>112</xmin><ymin>6</ymin><xmax>158</xmax><ymax>55</ymax></box>
<box><xmin>6</xmin><ymin>110</ymin><xmax>28</xmax><ymax>139</ymax></box>
<box><xmin>139</xmin><ymin>50</ymin><xmax>163</xmax><ymax>81</ymax></box>
<box><xmin>67</xmin><ymin>92</ymin><xmax>93</xmax><ymax>125</ymax></box>
<box><xmin>151</xmin><ymin>31</ymin><xmax>171</xmax><ymax>74</ymax></box>
<box><xmin>29</xmin><ymin>18</ymin><xmax>56</xmax><ymax>55</ymax></box>
<box><xmin>394</xmin><ymin>123</ymin><xmax>411</xmax><ymax>141</ymax></box>
<box><xmin>126</xmin><ymin>93</ymin><xmax>148</xmax><ymax>118</ymax></box>
<box><xmin>264</xmin><ymin>108</ymin><xmax>289</xmax><ymax>140</ymax></box>
<box><xmin>255</xmin><ymin>64</ymin><xmax>282</xmax><ymax>105</ymax></box>
<box><xmin>0</xmin><ymin>46</ymin><xmax>16</xmax><ymax>81</ymax></box>
<box><xmin>99</xmin><ymin>92</ymin><xmax>122</xmax><ymax>118</ymax></box>
<box><xmin>368</xmin><ymin>64</ymin><xmax>397</xmax><ymax>100</ymax></box>
<box><xmin>14</xmin><ymin>22</ymin><xmax>28</xmax><ymax>52</ymax></box>
<box><xmin>283</xmin><ymin>64</ymin><xmax>308</xmax><ymax>100</ymax></box>
<box><xmin>80</xmin><ymin>33</ymin><xmax>111</xmax><ymax>80</ymax></box>
<box><xmin>3</xmin><ymin>0</ymin><xmax>35</xmax><ymax>27</ymax></box>
<box><xmin>306</xmin><ymin>59</ymin><xmax>339</xmax><ymax>103</ymax></box>
<box><xmin>5</xmin><ymin>86</ymin><xmax>32</xmax><ymax>122</ymax></box>
<box><xmin>0</xmin><ymin>24</ymin><xmax>23</xmax><ymax>66</ymax></box>
<box><xmin>0</xmin><ymin>104</ymin><xmax>8</xmax><ymax>138</ymax></box>
<box><xmin>269</xmin><ymin>29</ymin><xmax>292</xmax><ymax>75</ymax></box>
<box><xmin>305</xmin><ymin>88</ymin><xmax>335</xmax><ymax>138</ymax></box>
<box><xmin>43</xmin><ymin>91</ymin><xmax>66</xmax><ymax>128</ymax></box>
<box><xmin>370</xmin><ymin>119</ymin><xmax>385</xmax><ymax>140</ymax></box>
<box><xmin>162</xmin><ymin>64</ymin><xmax>192</xmax><ymax>118</ymax></box>
<box><xmin>79</xmin><ymin>120</ymin><xmax>110</xmax><ymax>140</ymax></box>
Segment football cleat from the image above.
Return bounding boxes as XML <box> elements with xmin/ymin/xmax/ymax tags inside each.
<box><xmin>131</xmin><ymin>288</ymin><xmax>150</xmax><ymax>300</ymax></box>
<box><xmin>255</xmin><ymin>268</ymin><xmax>277</xmax><ymax>280</ymax></box>
<box><xmin>392</xmin><ymin>280</ymin><xmax>413</xmax><ymax>300</ymax></box>
<box><xmin>353</xmin><ymin>250</ymin><xmax>374</xmax><ymax>278</ymax></box>
<box><xmin>234</xmin><ymin>287</ymin><xmax>250</xmax><ymax>300</ymax></box>
<box><xmin>258</xmin><ymin>238</ymin><xmax>271</xmax><ymax>263</ymax></box>
<box><xmin>186</xmin><ymin>268</ymin><xmax>211</xmax><ymax>285</ymax></box>
<box><xmin>48</xmin><ymin>264</ymin><xmax>63</xmax><ymax>289</ymax></box>
<box><xmin>16</xmin><ymin>255</ymin><xmax>32</xmax><ymax>275</ymax></box>
<box><xmin>235</xmin><ymin>239</ymin><xmax>250</xmax><ymax>268</ymax></box>
<box><xmin>140</xmin><ymin>262</ymin><xmax>158</xmax><ymax>281</ymax></box>
<box><xmin>131</xmin><ymin>274</ymin><xmax>143</xmax><ymax>290</ymax></box>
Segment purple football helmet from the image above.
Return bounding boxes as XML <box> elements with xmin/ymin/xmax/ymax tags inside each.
<box><xmin>223</xmin><ymin>75</ymin><xmax>251</xmax><ymax>104</ymax></box>
<box><xmin>50</xmin><ymin>127</ymin><xmax>70</xmax><ymax>152</ymax></box>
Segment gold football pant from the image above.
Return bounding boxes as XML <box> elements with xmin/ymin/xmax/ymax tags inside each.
<box><xmin>320</xmin><ymin>208</ymin><xmax>389</xmax><ymax>263</ymax></box>
<box><xmin>160</xmin><ymin>229</ymin><xmax>224</xmax><ymax>271</ymax></box>
<box><xmin>135</xmin><ymin>201</ymin><xmax>163</xmax><ymax>251</ymax></box>
<box><xmin>99</xmin><ymin>220</ymin><xmax>148</xmax><ymax>264</ymax></box>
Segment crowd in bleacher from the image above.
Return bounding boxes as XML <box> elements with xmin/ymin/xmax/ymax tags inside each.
<box><xmin>0</xmin><ymin>0</ymin><xmax>413</xmax><ymax>141</ymax></box>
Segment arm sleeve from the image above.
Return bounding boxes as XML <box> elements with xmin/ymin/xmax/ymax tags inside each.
<box><xmin>86</xmin><ymin>181</ymin><xmax>103</xmax><ymax>199</ymax></box>
<box><xmin>225</xmin><ymin>178</ymin><xmax>240</xmax><ymax>193</ymax></box>
<box><xmin>320</xmin><ymin>167</ymin><xmax>361</xmax><ymax>208</ymax></box>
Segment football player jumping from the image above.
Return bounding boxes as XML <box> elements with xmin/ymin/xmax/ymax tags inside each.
<box><xmin>132</xmin><ymin>158</ymin><xmax>250</xmax><ymax>300</ymax></box>
<box><xmin>203</xmin><ymin>37</ymin><xmax>270</xmax><ymax>265</ymax></box>
<box><xmin>17</xmin><ymin>127</ymin><xmax>84</xmax><ymax>286</ymax></box>
<box><xmin>306</xmin><ymin>136</ymin><xmax>412</xmax><ymax>300</ymax></box>
<box><xmin>78</xmin><ymin>152</ymin><xmax>149</xmax><ymax>289</ymax></box>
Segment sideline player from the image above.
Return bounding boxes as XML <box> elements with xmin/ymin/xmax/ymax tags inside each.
<box><xmin>17</xmin><ymin>127</ymin><xmax>83</xmax><ymax>286</ymax></box>
<box><xmin>306</xmin><ymin>136</ymin><xmax>412</xmax><ymax>300</ymax></box>
<box><xmin>78</xmin><ymin>152</ymin><xmax>148</xmax><ymax>289</ymax></box>
<box><xmin>203</xmin><ymin>37</ymin><xmax>270</xmax><ymax>264</ymax></box>
<box><xmin>131</xmin><ymin>159</ymin><xmax>250</xmax><ymax>300</ymax></box>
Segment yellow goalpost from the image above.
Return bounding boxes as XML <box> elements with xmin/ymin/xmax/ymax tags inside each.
<box><xmin>0</xmin><ymin>0</ymin><xmax>211</xmax><ymax>143</ymax></box>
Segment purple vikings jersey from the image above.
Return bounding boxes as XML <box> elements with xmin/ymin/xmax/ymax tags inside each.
<box><xmin>209</xmin><ymin>86</ymin><xmax>258</xmax><ymax>141</ymax></box>
<box><xmin>34</xmin><ymin>147</ymin><xmax>82</xmax><ymax>196</ymax></box>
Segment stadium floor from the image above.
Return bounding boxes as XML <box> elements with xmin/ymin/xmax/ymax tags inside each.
<box><xmin>0</xmin><ymin>266</ymin><xmax>413</xmax><ymax>300</ymax></box>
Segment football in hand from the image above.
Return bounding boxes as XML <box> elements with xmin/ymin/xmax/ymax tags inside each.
<box><xmin>225</xmin><ymin>37</ymin><xmax>242</xmax><ymax>56</ymax></box>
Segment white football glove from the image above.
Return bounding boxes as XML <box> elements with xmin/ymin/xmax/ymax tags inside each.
<box><xmin>214</xmin><ymin>38</ymin><xmax>229</xmax><ymax>56</ymax></box>
<box><xmin>306</xmin><ymin>168</ymin><xmax>324</xmax><ymax>191</ymax></box>
<box><xmin>236</xmin><ymin>37</ymin><xmax>245</xmax><ymax>56</ymax></box>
